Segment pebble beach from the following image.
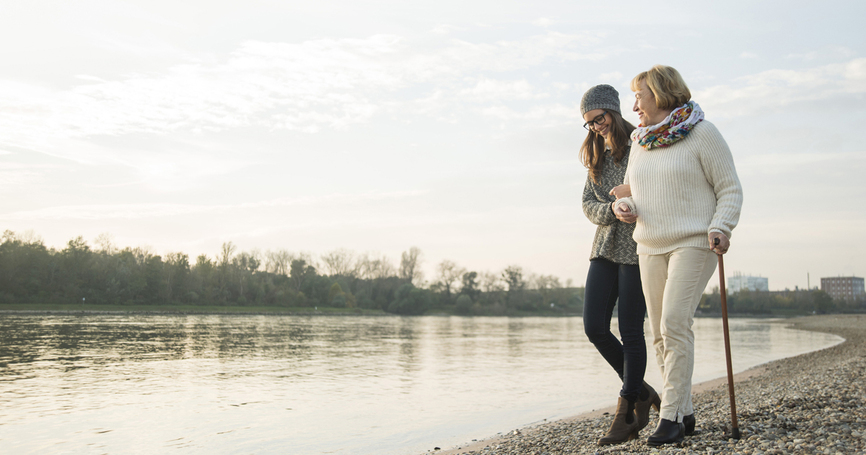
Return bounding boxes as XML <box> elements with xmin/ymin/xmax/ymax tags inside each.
<box><xmin>429</xmin><ymin>315</ymin><xmax>866</xmax><ymax>455</ymax></box>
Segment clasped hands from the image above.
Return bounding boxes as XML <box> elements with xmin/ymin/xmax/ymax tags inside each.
<box><xmin>608</xmin><ymin>184</ymin><xmax>731</xmax><ymax>255</ymax></box>
<box><xmin>610</xmin><ymin>184</ymin><xmax>636</xmax><ymax>224</ymax></box>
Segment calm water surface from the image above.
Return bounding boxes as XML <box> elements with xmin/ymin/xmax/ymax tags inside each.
<box><xmin>0</xmin><ymin>314</ymin><xmax>842</xmax><ymax>454</ymax></box>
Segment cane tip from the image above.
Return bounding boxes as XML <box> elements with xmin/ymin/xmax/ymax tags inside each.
<box><xmin>731</xmin><ymin>427</ymin><xmax>741</xmax><ymax>440</ymax></box>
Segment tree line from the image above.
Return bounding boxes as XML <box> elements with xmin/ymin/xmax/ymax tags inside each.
<box><xmin>0</xmin><ymin>231</ymin><xmax>583</xmax><ymax>315</ymax></box>
<box><xmin>698</xmin><ymin>286</ymin><xmax>857</xmax><ymax>315</ymax></box>
<box><xmin>3</xmin><ymin>230</ymin><xmax>857</xmax><ymax>316</ymax></box>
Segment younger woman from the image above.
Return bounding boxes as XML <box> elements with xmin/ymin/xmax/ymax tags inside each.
<box><xmin>579</xmin><ymin>84</ymin><xmax>659</xmax><ymax>445</ymax></box>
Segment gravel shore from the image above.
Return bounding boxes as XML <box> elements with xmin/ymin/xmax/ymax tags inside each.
<box><xmin>429</xmin><ymin>315</ymin><xmax>866</xmax><ymax>455</ymax></box>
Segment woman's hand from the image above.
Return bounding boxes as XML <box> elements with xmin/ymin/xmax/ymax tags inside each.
<box><xmin>709</xmin><ymin>232</ymin><xmax>730</xmax><ymax>254</ymax></box>
<box><xmin>613</xmin><ymin>202</ymin><xmax>637</xmax><ymax>224</ymax></box>
<box><xmin>609</xmin><ymin>184</ymin><xmax>631</xmax><ymax>199</ymax></box>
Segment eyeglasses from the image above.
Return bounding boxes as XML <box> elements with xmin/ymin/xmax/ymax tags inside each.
<box><xmin>583</xmin><ymin>111</ymin><xmax>607</xmax><ymax>131</ymax></box>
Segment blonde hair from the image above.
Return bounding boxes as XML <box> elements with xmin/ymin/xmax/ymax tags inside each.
<box><xmin>579</xmin><ymin>110</ymin><xmax>635</xmax><ymax>184</ymax></box>
<box><xmin>630</xmin><ymin>65</ymin><xmax>691</xmax><ymax>110</ymax></box>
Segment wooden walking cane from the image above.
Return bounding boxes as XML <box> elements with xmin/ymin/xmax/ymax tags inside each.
<box><xmin>715</xmin><ymin>238</ymin><xmax>741</xmax><ymax>439</ymax></box>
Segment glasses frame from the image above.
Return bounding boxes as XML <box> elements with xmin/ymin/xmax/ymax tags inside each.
<box><xmin>582</xmin><ymin>110</ymin><xmax>608</xmax><ymax>131</ymax></box>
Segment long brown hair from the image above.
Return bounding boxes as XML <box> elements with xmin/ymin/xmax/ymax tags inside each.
<box><xmin>579</xmin><ymin>110</ymin><xmax>636</xmax><ymax>184</ymax></box>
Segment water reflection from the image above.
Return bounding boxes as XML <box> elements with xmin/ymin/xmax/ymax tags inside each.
<box><xmin>0</xmin><ymin>314</ymin><xmax>842</xmax><ymax>455</ymax></box>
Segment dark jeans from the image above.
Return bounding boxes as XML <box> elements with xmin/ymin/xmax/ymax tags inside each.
<box><xmin>583</xmin><ymin>258</ymin><xmax>647</xmax><ymax>402</ymax></box>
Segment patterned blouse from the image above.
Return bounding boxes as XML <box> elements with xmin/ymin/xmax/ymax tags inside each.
<box><xmin>581</xmin><ymin>146</ymin><xmax>639</xmax><ymax>265</ymax></box>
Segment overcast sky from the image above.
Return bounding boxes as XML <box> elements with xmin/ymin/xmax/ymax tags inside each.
<box><xmin>1</xmin><ymin>0</ymin><xmax>864</xmax><ymax>291</ymax></box>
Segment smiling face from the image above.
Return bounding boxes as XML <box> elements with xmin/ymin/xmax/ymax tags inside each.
<box><xmin>583</xmin><ymin>108</ymin><xmax>612</xmax><ymax>139</ymax></box>
<box><xmin>633</xmin><ymin>79</ymin><xmax>669</xmax><ymax>126</ymax></box>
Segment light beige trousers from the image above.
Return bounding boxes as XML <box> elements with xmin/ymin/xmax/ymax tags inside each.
<box><xmin>639</xmin><ymin>247</ymin><xmax>717</xmax><ymax>422</ymax></box>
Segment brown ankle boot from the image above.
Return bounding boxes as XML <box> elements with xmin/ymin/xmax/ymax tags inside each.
<box><xmin>635</xmin><ymin>382</ymin><xmax>661</xmax><ymax>432</ymax></box>
<box><xmin>598</xmin><ymin>397</ymin><xmax>639</xmax><ymax>445</ymax></box>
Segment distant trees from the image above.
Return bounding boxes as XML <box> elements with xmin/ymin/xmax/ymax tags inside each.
<box><xmin>0</xmin><ymin>230</ymin><xmax>589</xmax><ymax>315</ymax></box>
<box><xmin>289</xmin><ymin>259</ymin><xmax>316</xmax><ymax>293</ymax></box>
<box><xmin>162</xmin><ymin>252</ymin><xmax>189</xmax><ymax>303</ymax></box>
<box><xmin>320</xmin><ymin>248</ymin><xmax>358</xmax><ymax>277</ymax></box>
<box><xmin>455</xmin><ymin>294</ymin><xmax>473</xmax><ymax>315</ymax></box>
<box><xmin>9</xmin><ymin>229</ymin><xmax>857</xmax><ymax>317</ymax></box>
<box><xmin>387</xmin><ymin>283</ymin><xmax>432</xmax><ymax>315</ymax></box>
<box><xmin>460</xmin><ymin>271</ymin><xmax>480</xmax><ymax>302</ymax></box>
<box><xmin>271</xmin><ymin>250</ymin><xmax>295</xmax><ymax>275</ymax></box>
<box><xmin>358</xmin><ymin>253</ymin><xmax>395</xmax><ymax>280</ymax></box>
<box><xmin>699</xmin><ymin>286</ymin><xmax>841</xmax><ymax>315</ymax></box>
<box><xmin>501</xmin><ymin>265</ymin><xmax>530</xmax><ymax>310</ymax></box>
<box><xmin>433</xmin><ymin>260</ymin><xmax>465</xmax><ymax>304</ymax></box>
<box><xmin>399</xmin><ymin>247</ymin><xmax>423</xmax><ymax>285</ymax></box>
<box><xmin>501</xmin><ymin>265</ymin><xmax>525</xmax><ymax>294</ymax></box>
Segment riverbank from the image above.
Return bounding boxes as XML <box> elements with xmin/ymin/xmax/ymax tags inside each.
<box><xmin>0</xmin><ymin>303</ymin><xmax>386</xmax><ymax>316</ymax></box>
<box><xmin>0</xmin><ymin>303</ymin><xmax>825</xmax><ymax>318</ymax></box>
<box><xmin>429</xmin><ymin>315</ymin><xmax>866</xmax><ymax>455</ymax></box>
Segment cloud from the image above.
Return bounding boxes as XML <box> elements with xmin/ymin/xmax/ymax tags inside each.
<box><xmin>787</xmin><ymin>46</ymin><xmax>855</xmax><ymax>62</ymax></box>
<box><xmin>844</xmin><ymin>58</ymin><xmax>866</xmax><ymax>91</ymax></box>
<box><xmin>479</xmin><ymin>103</ymin><xmax>579</xmax><ymax>124</ymax></box>
<box><xmin>0</xmin><ymin>34</ymin><xmax>406</xmax><ymax>148</ymax></box>
<box><xmin>695</xmin><ymin>57</ymin><xmax>866</xmax><ymax>118</ymax></box>
<box><xmin>0</xmin><ymin>29</ymin><xmax>625</xmax><ymax>188</ymax></box>
<box><xmin>597</xmin><ymin>71</ymin><xmax>623</xmax><ymax>82</ymax></box>
<box><xmin>786</xmin><ymin>51</ymin><xmax>819</xmax><ymax>61</ymax></box>
<box><xmin>0</xmin><ymin>190</ymin><xmax>428</xmax><ymax>221</ymax></box>
<box><xmin>75</xmin><ymin>74</ymin><xmax>109</xmax><ymax>83</ymax></box>
<box><xmin>737</xmin><ymin>150</ymin><xmax>864</xmax><ymax>175</ymax></box>
<box><xmin>460</xmin><ymin>78</ymin><xmax>547</xmax><ymax>101</ymax></box>
<box><xmin>532</xmin><ymin>18</ymin><xmax>554</xmax><ymax>27</ymax></box>
<box><xmin>431</xmin><ymin>24</ymin><xmax>460</xmax><ymax>35</ymax></box>
<box><xmin>0</xmin><ymin>168</ymin><xmax>46</xmax><ymax>186</ymax></box>
<box><xmin>0</xmin><ymin>31</ymin><xmax>609</xmax><ymax>145</ymax></box>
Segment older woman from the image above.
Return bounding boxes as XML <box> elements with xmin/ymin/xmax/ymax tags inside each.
<box><xmin>613</xmin><ymin>65</ymin><xmax>743</xmax><ymax>446</ymax></box>
<box><xmin>579</xmin><ymin>84</ymin><xmax>660</xmax><ymax>445</ymax></box>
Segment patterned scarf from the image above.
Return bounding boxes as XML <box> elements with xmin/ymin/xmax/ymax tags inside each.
<box><xmin>631</xmin><ymin>101</ymin><xmax>705</xmax><ymax>150</ymax></box>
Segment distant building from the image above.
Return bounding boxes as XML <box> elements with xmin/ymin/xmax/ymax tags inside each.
<box><xmin>728</xmin><ymin>273</ymin><xmax>768</xmax><ymax>292</ymax></box>
<box><xmin>821</xmin><ymin>276</ymin><xmax>865</xmax><ymax>302</ymax></box>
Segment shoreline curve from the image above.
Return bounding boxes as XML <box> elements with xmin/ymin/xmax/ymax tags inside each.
<box><xmin>429</xmin><ymin>314</ymin><xmax>866</xmax><ymax>455</ymax></box>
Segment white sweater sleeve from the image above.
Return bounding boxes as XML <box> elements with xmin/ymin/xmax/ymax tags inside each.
<box><xmin>697</xmin><ymin>124</ymin><xmax>743</xmax><ymax>238</ymax></box>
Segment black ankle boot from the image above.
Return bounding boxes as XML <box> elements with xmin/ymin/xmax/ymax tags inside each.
<box><xmin>647</xmin><ymin>418</ymin><xmax>684</xmax><ymax>446</ymax></box>
<box><xmin>683</xmin><ymin>414</ymin><xmax>695</xmax><ymax>436</ymax></box>
<box><xmin>635</xmin><ymin>383</ymin><xmax>660</xmax><ymax>432</ymax></box>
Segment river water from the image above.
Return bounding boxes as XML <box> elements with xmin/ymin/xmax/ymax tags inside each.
<box><xmin>0</xmin><ymin>314</ymin><xmax>842</xmax><ymax>454</ymax></box>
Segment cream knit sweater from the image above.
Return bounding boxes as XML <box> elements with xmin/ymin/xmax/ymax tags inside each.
<box><xmin>619</xmin><ymin>120</ymin><xmax>743</xmax><ymax>256</ymax></box>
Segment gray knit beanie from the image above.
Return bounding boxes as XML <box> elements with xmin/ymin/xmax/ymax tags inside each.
<box><xmin>580</xmin><ymin>84</ymin><xmax>621</xmax><ymax>116</ymax></box>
